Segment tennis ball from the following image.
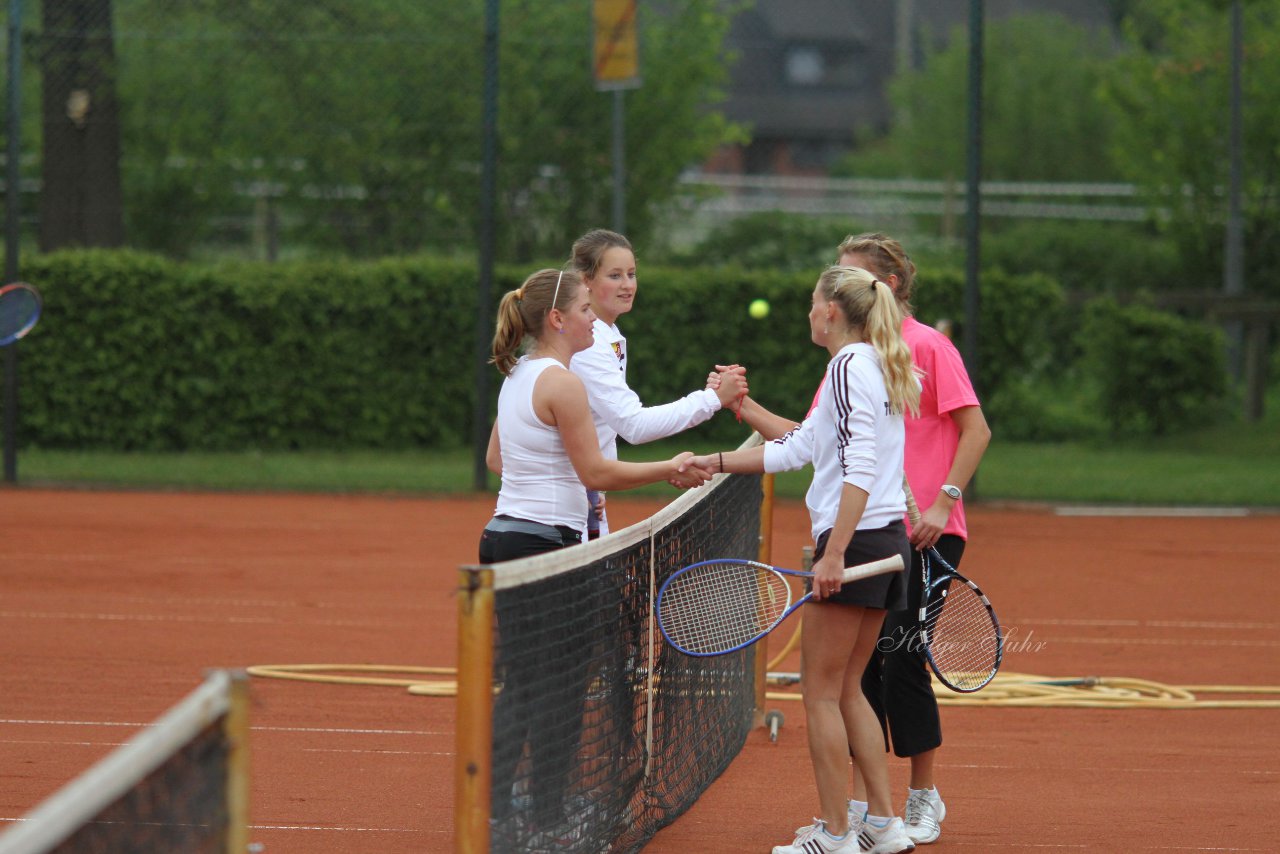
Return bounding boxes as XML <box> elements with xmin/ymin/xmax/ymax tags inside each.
<box><xmin>748</xmin><ymin>298</ymin><xmax>770</xmax><ymax>319</ymax></box>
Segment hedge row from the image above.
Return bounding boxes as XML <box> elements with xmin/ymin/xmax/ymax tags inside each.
<box><xmin>1</xmin><ymin>250</ymin><xmax>1226</xmax><ymax>451</ymax></box>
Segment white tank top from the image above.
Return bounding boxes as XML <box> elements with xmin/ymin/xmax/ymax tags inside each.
<box><xmin>493</xmin><ymin>357</ymin><xmax>589</xmax><ymax>532</ymax></box>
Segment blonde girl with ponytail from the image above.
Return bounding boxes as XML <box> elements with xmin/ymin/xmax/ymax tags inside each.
<box><xmin>679</xmin><ymin>265</ymin><xmax>919</xmax><ymax>854</ymax></box>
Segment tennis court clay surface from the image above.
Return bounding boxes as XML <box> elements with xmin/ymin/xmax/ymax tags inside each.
<box><xmin>2</xmin><ymin>487</ymin><xmax>1277</xmax><ymax>852</ymax></box>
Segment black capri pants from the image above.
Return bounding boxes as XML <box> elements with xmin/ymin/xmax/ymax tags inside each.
<box><xmin>861</xmin><ymin>533</ymin><xmax>966</xmax><ymax>757</ymax></box>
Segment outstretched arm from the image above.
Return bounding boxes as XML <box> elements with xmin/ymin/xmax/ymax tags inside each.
<box><xmin>540</xmin><ymin>368</ymin><xmax>710</xmax><ymax>491</ymax></box>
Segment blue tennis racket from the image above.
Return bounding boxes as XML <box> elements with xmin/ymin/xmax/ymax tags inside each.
<box><xmin>0</xmin><ymin>282</ymin><xmax>42</xmax><ymax>347</ymax></box>
<box><xmin>903</xmin><ymin>478</ymin><xmax>1003</xmax><ymax>692</ymax></box>
<box><xmin>656</xmin><ymin>554</ymin><xmax>904</xmax><ymax>657</ymax></box>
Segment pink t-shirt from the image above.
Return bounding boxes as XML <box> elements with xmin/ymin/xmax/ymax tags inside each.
<box><xmin>902</xmin><ymin>316</ymin><xmax>981</xmax><ymax>541</ymax></box>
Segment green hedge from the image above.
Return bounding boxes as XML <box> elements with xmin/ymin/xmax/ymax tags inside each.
<box><xmin>1081</xmin><ymin>298</ymin><xmax>1227</xmax><ymax>437</ymax></box>
<box><xmin>3</xmin><ymin>249</ymin><xmax>1208</xmax><ymax>452</ymax></box>
<box><xmin>10</xmin><ymin>251</ymin><xmax>496</xmax><ymax>450</ymax></box>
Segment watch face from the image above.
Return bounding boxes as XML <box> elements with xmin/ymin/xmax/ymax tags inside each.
<box><xmin>942</xmin><ymin>486</ymin><xmax>962</xmax><ymax>500</ymax></box>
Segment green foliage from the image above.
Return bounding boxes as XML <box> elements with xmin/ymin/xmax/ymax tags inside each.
<box><xmin>980</xmin><ymin>220</ymin><xmax>1183</xmax><ymax>297</ymax></box>
<box><xmin>980</xmin><ymin>376</ymin><xmax>1106</xmax><ymax>443</ymax></box>
<box><xmin>839</xmin><ymin>14</ymin><xmax>1121</xmax><ymax>182</ymax></box>
<box><xmin>11</xmin><ymin>250</ymin><xmax>505</xmax><ymax>451</ymax></box>
<box><xmin>909</xmin><ymin>267</ymin><xmax>1067</xmax><ymax>401</ymax></box>
<box><xmin>106</xmin><ymin>0</ymin><xmax>745</xmax><ymax>261</ymax></box>
<box><xmin>1080</xmin><ymin>298</ymin><xmax>1227</xmax><ymax>437</ymax></box>
<box><xmin>656</xmin><ymin>212</ymin><xmax>861</xmax><ymax>272</ymax></box>
<box><xmin>6</xmin><ymin>250</ymin><xmax>1239</xmax><ymax>454</ymax></box>
<box><xmin>1101</xmin><ymin>0</ymin><xmax>1280</xmax><ymax>299</ymax></box>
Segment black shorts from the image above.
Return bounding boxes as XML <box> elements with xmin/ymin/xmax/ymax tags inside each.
<box><xmin>811</xmin><ymin>519</ymin><xmax>910</xmax><ymax>611</ymax></box>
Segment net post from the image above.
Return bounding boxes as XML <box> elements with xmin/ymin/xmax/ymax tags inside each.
<box><xmin>455</xmin><ymin>566</ymin><xmax>495</xmax><ymax>854</ymax></box>
<box><xmin>223</xmin><ymin>670</ymin><xmax>251</xmax><ymax>854</ymax></box>
<box><xmin>753</xmin><ymin>473</ymin><xmax>775</xmax><ymax>727</ymax></box>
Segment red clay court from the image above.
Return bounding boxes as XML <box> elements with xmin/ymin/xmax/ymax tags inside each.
<box><xmin>2</xmin><ymin>487</ymin><xmax>1277</xmax><ymax>852</ymax></box>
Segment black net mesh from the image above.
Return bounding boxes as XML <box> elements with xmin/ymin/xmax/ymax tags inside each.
<box><xmin>46</xmin><ymin>719</ymin><xmax>233</xmax><ymax>854</ymax></box>
<box><xmin>489</xmin><ymin>472</ymin><xmax>762</xmax><ymax>854</ymax></box>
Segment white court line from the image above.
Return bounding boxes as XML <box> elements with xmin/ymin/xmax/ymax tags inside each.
<box><xmin>944</xmin><ymin>845</ymin><xmax>1270</xmax><ymax>851</ymax></box>
<box><xmin>0</xmin><ymin>720</ymin><xmax>445</xmax><ymax>736</ymax></box>
<box><xmin>1015</xmin><ymin>617</ymin><xmax>1280</xmax><ymax>631</ymax></box>
<box><xmin>1038</xmin><ymin>636</ymin><xmax>1280</xmax><ymax>648</ymax></box>
<box><xmin>0</xmin><ymin>611</ymin><xmax>416</xmax><ymax>628</ymax></box>
<box><xmin>300</xmin><ymin>748</ymin><xmax>452</xmax><ymax>756</ymax></box>
<box><xmin>248</xmin><ymin>824</ymin><xmax>430</xmax><ymax>833</ymax></box>
<box><xmin>1054</xmin><ymin>506</ymin><xmax>1250</xmax><ymax>517</ymax></box>
<box><xmin>941</xmin><ymin>762</ymin><xmax>1277</xmax><ymax>776</ymax></box>
<box><xmin>0</xmin><ymin>819</ymin><xmax>428</xmax><ymax>834</ymax></box>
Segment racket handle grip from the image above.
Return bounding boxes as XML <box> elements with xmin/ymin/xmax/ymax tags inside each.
<box><xmin>840</xmin><ymin>554</ymin><xmax>904</xmax><ymax>583</ymax></box>
<box><xmin>902</xmin><ymin>475</ymin><xmax>922</xmax><ymax>528</ymax></box>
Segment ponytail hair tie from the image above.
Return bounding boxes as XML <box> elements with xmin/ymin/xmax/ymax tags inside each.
<box><xmin>515</xmin><ymin>287</ymin><xmax>525</xmax><ymax>301</ymax></box>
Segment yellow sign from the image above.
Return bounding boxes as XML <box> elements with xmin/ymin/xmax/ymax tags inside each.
<box><xmin>593</xmin><ymin>0</ymin><xmax>640</xmax><ymax>90</ymax></box>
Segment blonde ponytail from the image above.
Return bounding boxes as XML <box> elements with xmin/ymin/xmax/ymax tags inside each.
<box><xmin>818</xmin><ymin>266</ymin><xmax>920</xmax><ymax>417</ymax></box>
<box><xmin>865</xmin><ymin>280</ymin><xmax>920</xmax><ymax>417</ymax></box>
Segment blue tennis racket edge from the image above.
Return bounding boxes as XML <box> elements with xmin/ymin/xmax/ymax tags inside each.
<box><xmin>902</xmin><ymin>475</ymin><xmax>1004</xmax><ymax>693</ymax></box>
<box><xmin>656</xmin><ymin>554</ymin><xmax>904</xmax><ymax>657</ymax></box>
<box><xmin>918</xmin><ymin>546</ymin><xmax>1004</xmax><ymax>692</ymax></box>
<box><xmin>0</xmin><ymin>282</ymin><xmax>42</xmax><ymax>347</ymax></box>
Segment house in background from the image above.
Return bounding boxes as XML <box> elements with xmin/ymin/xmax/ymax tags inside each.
<box><xmin>706</xmin><ymin>0</ymin><xmax>1117</xmax><ymax>176</ymax></box>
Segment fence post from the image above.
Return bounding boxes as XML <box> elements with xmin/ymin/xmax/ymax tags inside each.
<box><xmin>455</xmin><ymin>567</ymin><xmax>495</xmax><ymax>854</ymax></box>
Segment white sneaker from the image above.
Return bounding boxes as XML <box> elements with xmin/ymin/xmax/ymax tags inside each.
<box><xmin>902</xmin><ymin>787</ymin><xmax>946</xmax><ymax>844</ymax></box>
<box><xmin>773</xmin><ymin>819</ymin><xmax>859</xmax><ymax>854</ymax></box>
<box><xmin>846</xmin><ymin>801</ymin><xmax>865</xmax><ymax>839</ymax></box>
<box><xmin>795</xmin><ymin>807</ymin><xmax>860</xmax><ymax>839</ymax></box>
<box><xmin>857</xmin><ymin>816</ymin><xmax>916</xmax><ymax>854</ymax></box>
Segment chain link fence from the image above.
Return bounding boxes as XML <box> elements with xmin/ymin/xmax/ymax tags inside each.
<box><xmin>4</xmin><ymin>0</ymin><xmax>742</xmax><ymax>263</ymax></box>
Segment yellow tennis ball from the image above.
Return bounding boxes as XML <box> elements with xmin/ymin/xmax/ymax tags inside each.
<box><xmin>749</xmin><ymin>298</ymin><xmax>770</xmax><ymax>319</ymax></box>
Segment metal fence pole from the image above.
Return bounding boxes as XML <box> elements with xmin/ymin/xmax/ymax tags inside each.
<box><xmin>4</xmin><ymin>0</ymin><xmax>25</xmax><ymax>483</ymax></box>
<box><xmin>472</xmin><ymin>0</ymin><xmax>500</xmax><ymax>491</ymax></box>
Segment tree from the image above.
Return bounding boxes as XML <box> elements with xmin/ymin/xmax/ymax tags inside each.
<box><xmin>39</xmin><ymin>0</ymin><xmax>125</xmax><ymax>250</ymax></box>
<box><xmin>1101</xmin><ymin>0</ymin><xmax>1280</xmax><ymax>297</ymax></box>
<box><xmin>106</xmin><ymin>0</ymin><xmax>745</xmax><ymax>260</ymax></box>
<box><xmin>837</xmin><ymin>14</ymin><xmax>1122</xmax><ymax>183</ymax></box>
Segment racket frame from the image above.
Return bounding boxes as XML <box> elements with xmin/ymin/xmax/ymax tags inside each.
<box><xmin>0</xmin><ymin>282</ymin><xmax>43</xmax><ymax>347</ymax></box>
<box><xmin>656</xmin><ymin>554</ymin><xmax>903</xmax><ymax>657</ymax></box>
<box><xmin>917</xmin><ymin>545</ymin><xmax>1004</xmax><ymax>692</ymax></box>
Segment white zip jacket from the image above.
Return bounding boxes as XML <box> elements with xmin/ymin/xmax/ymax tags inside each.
<box><xmin>570</xmin><ymin>318</ymin><xmax>720</xmax><ymax>461</ymax></box>
<box><xmin>762</xmin><ymin>342</ymin><xmax>907</xmax><ymax>542</ymax></box>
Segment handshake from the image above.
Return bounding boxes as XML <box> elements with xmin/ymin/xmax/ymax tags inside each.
<box><xmin>664</xmin><ymin>363</ymin><xmax>751</xmax><ymax>489</ymax></box>
<box><xmin>666</xmin><ymin>452</ymin><xmax>723</xmax><ymax>490</ymax></box>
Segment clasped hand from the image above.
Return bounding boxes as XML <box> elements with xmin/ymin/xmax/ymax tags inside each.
<box><xmin>668</xmin><ymin>452</ymin><xmax>713</xmax><ymax>489</ymax></box>
<box><xmin>667</xmin><ymin>453</ymin><xmax>718</xmax><ymax>489</ymax></box>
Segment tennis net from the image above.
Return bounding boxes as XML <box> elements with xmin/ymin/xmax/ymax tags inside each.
<box><xmin>0</xmin><ymin>670</ymin><xmax>250</xmax><ymax>854</ymax></box>
<box><xmin>456</xmin><ymin>456</ymin><xmax>766</xmax><ymax>853</ymax></box>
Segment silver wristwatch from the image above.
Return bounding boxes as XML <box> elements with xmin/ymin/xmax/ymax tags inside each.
<box><xmin>940</xmin><ymin>484</ymin><xmax>962</xmax><ymax>501</ymax></box>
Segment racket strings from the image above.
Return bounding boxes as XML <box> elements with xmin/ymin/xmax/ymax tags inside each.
<box><xmin>0</xmin><ymin>287</ymin><xmax>40</xmax><ymax>340</ymax></box>
<box><xmin>659</xmin><ymin>563</ymin><xmax>791</xmax><ymax>655</ymax></box>
<box><xmin>921</xmin><ymin>579</ymin><xmax>1001</xmax><ymax>692</ymax></box>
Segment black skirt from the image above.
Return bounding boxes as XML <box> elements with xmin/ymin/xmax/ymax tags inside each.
<box><xmin>811</xmin><ymin>519</ymin><xmax>910</xmax><ymax>610</ymax></box>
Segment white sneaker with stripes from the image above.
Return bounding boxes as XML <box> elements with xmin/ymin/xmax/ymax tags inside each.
<box><xmin>857</xmin><ymin>816</ymin><xmax>916</xmax><ymax>854</ymax></box>
<box><xmin>772</xmin><ymin>818</ymin><xmax>859</xmax><ymax>854</ymax></box>
<box><xmin>902</xmin><ymin>787</ymin><xmax>946</xmax><ymax>844</ymax></box>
